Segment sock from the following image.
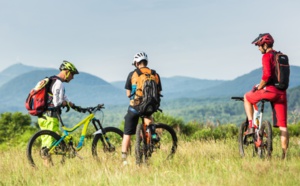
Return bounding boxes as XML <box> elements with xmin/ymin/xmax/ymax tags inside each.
<box><xmin>122</xmin><ymin>152</ymin><xmax>127</xmax><ymax>160</ymax></box>
<box><xmin>248</xmin><ymin>120</ymin><xmax>253</xmax><ymax>128</ymax></box>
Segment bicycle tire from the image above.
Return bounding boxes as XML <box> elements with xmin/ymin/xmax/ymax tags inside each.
<box><xmin>238</xmin><ymin>121</ymin><xmax>252</xmax><ymax>157</ymax></box>
<box><xmin>26</xmin><ymin>130</ymin><xmax>67</xmax><ymax>167</ymax></box>
<box><xmin>135</xmin><ymin>123</ymin><xmax>146</xmax><ymax>165</ymax></box>
<box><xmin>91</xmin><ymin>127</ymin><xmax>123</xmax><ymax>160</ymax></box>
<box><xmin>259</xmin><ymin>120</ymin><xmax>272</xmax><ymax>158</ymax></box>
<box><xmin>135</xmin><ymin>123</ymin><xmax>178</xmax><ymax>165</ymax></box>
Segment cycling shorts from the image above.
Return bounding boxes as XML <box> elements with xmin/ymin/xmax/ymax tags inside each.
<box><xmin>124</xmin><ymin>106</ymin><xmax>140</xmax><ymax>135</ymax></box>
<box><xmin>245</xmin><ymin>89</ymin><xmax>287</xmax><ymax>128</ymax></box>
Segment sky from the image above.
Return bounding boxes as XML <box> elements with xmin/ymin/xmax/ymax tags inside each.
<box><xmin>1</xmin><ymin>0</ymin><xmax>300</xmax><ymax>82</ymax></box>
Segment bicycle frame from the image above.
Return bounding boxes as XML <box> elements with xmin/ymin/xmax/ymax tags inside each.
<box><xmin>251</xmin><ymin>100</ymin><xmax>266</xmax><ymax>132</ymax></box>
<box><xmin>49</xmin><ymin>106</ymin><xmax>103</xmax><ymax>153</ymax></box>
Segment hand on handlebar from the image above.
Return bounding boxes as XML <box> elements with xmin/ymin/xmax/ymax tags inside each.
<box><xmin>71</xmin><ymin>104</ymin><xmax>85</xmax><ymax>113</ymax></box>
<box><xmin>252</xmin><ymin>84</ymin><xmax>259</xmax><ymax>92</ymax></box>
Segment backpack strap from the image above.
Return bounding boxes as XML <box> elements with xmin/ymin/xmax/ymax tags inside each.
<box><xmin>47</xmin><ymin>76</ymin><xmax>60</xmax><ymax>95</ymax></box>
<box><xmin>134</xmin><ymin>68</ymin><xmax>156</xmax><ymax>76</ymax></box>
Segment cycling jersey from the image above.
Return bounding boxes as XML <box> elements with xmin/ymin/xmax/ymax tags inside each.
<box><xmin>47</xmin><ymin>76</ymin><xmax>70</xmax><ymax>108</ymax></box>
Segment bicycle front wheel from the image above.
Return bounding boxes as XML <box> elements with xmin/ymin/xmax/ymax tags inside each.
<box><xmin>238</xmin><ymin>121</ymin><xmax>254</xmax><ymax>157</ymax></box>
<box><xmin>91</xmin><ymin>127</ymin><xmax>123</xmax><ymax>160</ymax></box>
<box><xmin>26</xmin><ymin>130</ymin><xmax>67</xmax><ymax>167</ymax></box>
<box><xmin>155</xmin><ymin>123</ymin><xmax>178</xmax><ymax>159</ymax></box>
<box><xmin>135</xmin><ymin>123</ymin><xmax>178</xmax><ymax>165</ymax></box>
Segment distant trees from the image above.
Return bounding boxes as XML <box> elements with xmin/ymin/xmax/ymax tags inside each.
<box><xmin>0</xmin><ymin>112</ymin><xmax>37</xmax><ymax>148</ymax></box>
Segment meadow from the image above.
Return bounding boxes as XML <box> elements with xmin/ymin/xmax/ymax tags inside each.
<box><xmin>1</xmin><ymin>134</ymin><xmax>300</xmax><ymax>186</ymax></box>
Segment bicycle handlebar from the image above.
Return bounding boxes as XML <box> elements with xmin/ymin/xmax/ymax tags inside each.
<box><xmin>51</xmin><ymin>104</ymin><xmax>105</xmax><ymax>114</ymax></box>
<box><xmin>231</xmin><ymin>97</ymin><xmax>244</xmax><ymax>101</ymax></box>
<box><xmin>82</xmin><ymin>104</ymin><xmax>105</xmax><ymax>114</ymax></box>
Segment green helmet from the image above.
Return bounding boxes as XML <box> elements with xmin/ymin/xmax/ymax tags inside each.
<box><xmin>59</xmin><ymin>60</ymin><xmax>79</xmax><ymax>74</ymax></box>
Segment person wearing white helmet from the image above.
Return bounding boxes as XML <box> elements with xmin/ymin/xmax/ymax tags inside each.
<box><xmin>121</xmin><ymin>52</ymin><xmax>162</xmax><ymax>165</ymax></box>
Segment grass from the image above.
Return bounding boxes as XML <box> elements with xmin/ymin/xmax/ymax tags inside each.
<box><xmin>1</xmin><ymin>136</ymin><xmax>300</xmax><ymax>186</ymax></box>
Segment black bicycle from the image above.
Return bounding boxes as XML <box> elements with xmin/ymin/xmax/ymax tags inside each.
<box><xmin>231</xmin><ymin>97</ymin><xmax>272</xmax><ymax>158</ymax></box>
<box><xmin>26</xmin><ymin>104</ymin><xmax>123</xmax><ymax>167</ymax></box>
<box><xmin>135</xmin><ymin>117</ymin><xmax>178</xmax><ymax>165</ymax></box>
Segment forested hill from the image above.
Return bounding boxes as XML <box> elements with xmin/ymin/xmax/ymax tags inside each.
<box><xmin>0</xmin><ymin>63</ymin><xmax>300</xmax><ymax>118</ymax></box>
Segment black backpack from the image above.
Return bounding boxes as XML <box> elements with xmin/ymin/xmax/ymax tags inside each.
<box><xmin>133</xmin><ymin>68</ymin><xmax>161</xmax><ymax>116</ymax></box>
<box><xmin>271</xmin><ymin>51</ymin><xmax>290</xmax><ymax>90</ymax></box>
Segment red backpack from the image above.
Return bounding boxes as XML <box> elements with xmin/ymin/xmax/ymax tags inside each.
<box><xmin>25</xmin><ymin>77</ymin><xmax>55</xmax><ymax>116</ymax></box>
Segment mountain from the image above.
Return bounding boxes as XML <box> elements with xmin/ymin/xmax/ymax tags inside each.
<box><xmin>112</xmin><ymin>65</ymin><xmax>300</xmax><ymax>99</ymax></box>
<box><xmin>0</xmin><ymin>63</ymin><xmax>300</xmax><ymax>114</ymax></box>
<box><xmin>0</xmin><ymin>63</ymin><xmax>43</xmax><ymax>87</ymax></box>
<box><xmin>0</xmin><ymin>68</ymin><xmax>126</xmax><ymax>113</ymax></box>
<box><xmin>112</xmin><ymin>76</ymin><xmax>225</xmax><ymax>99</ymax></box>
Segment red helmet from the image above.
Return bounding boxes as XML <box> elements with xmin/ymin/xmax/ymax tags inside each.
<box><xmin>252</xmin><ymin>33</ymin><xmax>274</xmax><ymax>46</ymax></box>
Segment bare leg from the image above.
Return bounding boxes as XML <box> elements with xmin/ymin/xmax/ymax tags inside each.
<box><xmin>121</xmin><ymin>134</ymin><xmax>131</xmax><ymax>162</ymax></box>
<box><xmin>244</xmin><ymin>94</ymin><xmax>253</xmax><ymax>120</ymax></box>
<box><xmin>279</xmin><ymin>127</ymin><xmax>289</xmax><ymax>160</ymax></box>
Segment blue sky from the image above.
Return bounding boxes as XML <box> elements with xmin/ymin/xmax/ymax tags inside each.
<box><xmin>1</xmin><ymin>0</ymin><xmax>299</xmax><ymax>82</ymax></box>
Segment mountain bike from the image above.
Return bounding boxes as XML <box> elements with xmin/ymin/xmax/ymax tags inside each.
<box><xmin>231</xmin><ymin>97</ymin><xmax>272</xmax><ymax>158</ymax></box>
<box><xmin>26</xmin><ymin>104</ymin><xmax>123</xmax><ymax>167</ymax></box>
<box><xmin>135</xmin><ymin>118</ymin><xmax>178</xmax><ymax>165</ymax></box>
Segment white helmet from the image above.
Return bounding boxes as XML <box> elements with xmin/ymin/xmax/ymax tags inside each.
<box><xmin>133</xmin><ymin>52</ymin><xmax>148</xmax><ymax>65</ymax></box>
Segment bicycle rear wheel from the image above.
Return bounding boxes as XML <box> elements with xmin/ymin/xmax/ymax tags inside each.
<box><xmin>26</xmin><ymin>130</ymin><xmax>67</xmax><ymax>167</ymax></box>
<box><xmin>91</xmin><ymin>127</ymin><xmax>123</xmax><ymax>160</ymax></box>
<box><xmin>135</xmin><ymin>123</ymin><xmax>147</xmax><ymax>165</ymax></box>
<box><xmin>238</xmin><ymin>121</ymin><xmax>255</xmax><ymax>157</ymax></box>
<box><xmin>258</xmin><ymin>120</ymin><xmax>272</xmax><ymax>158</ymax></box>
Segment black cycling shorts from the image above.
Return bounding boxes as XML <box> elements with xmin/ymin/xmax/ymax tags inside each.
<box><xmin>124</xmin><ymin>106</ymin><xmax>140</xmax><ymax>135</ymax></box>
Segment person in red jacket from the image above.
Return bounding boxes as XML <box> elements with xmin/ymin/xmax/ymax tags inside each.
<box><xmin>244</xmin><ymin>33</ymin><xmax>289</xmax><ymax>159</ymax></box>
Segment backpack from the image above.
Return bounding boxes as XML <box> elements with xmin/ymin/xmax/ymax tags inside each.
<box><xmin>25</xmin><ymin>76</ymin><xmax>55</xmax><ymax>116</ymax></box>
<box><xmin>271</xmin><ymin>51</ymin><xmax>290</xmax><ymax>90</ymax></box>
<box><xmin>133</xmin><ymin>68</ymin><xmax>161</xmax><ymax>116</ymax></box>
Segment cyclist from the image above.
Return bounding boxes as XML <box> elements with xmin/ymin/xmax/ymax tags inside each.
<box><xmin>39</xmin><ymin>60</ymin><xmax>83</xmax><ymax>165</ymax></box>
<box><xmin>244</xmin><ymin>33</ymin><xmax>289</xmax><ymax>159</ymax></box>
<box><xmin>121</xmin><ymin>52</ymin><xmax>162</xmax><ymax>165</ymax></box>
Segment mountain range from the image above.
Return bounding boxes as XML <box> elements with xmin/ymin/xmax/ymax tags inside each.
<box><xmin>0</xmin><ymin>63</ymin><xmax>300</xmax><ymax>114</ymax></box>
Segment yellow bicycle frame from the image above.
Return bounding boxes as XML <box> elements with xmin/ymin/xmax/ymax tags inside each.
<box><xmin>61</xmin><ymin>113</ymin><xmax>95</xmax><ymax>151</ymax></box>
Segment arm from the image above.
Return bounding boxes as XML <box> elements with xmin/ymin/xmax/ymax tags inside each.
<box><xmin>259</xmin><ymin>53</ymin><xmax>273</xmax><ymax>90</ymax></box>
<box><xmin>51</xmin><ymin>80</ymin><xmax>65</xmax><ymax>107</ymax></box>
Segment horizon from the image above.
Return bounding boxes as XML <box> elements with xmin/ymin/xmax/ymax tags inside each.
<box><xmin>2</xmin><ymin>62</ymin><xmax>300</xmax><ymax>84</ymax></box>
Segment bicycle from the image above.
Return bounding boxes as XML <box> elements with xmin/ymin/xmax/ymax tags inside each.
<box><xmin>26</xmin><ymin>104</ymin><xmax>123</xmax><ymax>167</ymax></box>
<box><xmin>135</xmin><ymin>117</ymin><xmax>178</xmax><ymax>165</ymax></box>
<box><xmin>231</xmin><ymin>97</ymin><xmax>272</xmax><ymax>158</ymax></box>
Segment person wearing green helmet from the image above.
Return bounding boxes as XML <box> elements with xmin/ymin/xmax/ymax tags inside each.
<box><xmin>38</xmin><ymin>60</ymin><xmax>83</xmax><ymax>166</ymax></box>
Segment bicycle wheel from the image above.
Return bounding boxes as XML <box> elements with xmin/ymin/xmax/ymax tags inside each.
<box><xmin>135</xmin><ymin>123</ymin><xmax>178</xmax><ymax>165</ymax></box>
<box><xmin>238</xmin><ymin>121</ymin><xmax>255</xmax><ymax>157</ymax></box>
<box><xmin>91</xmin><ymin>127</ymin><xmax>123</xmax><ymax>160</ymax></box>
<box><xmin>154</xmin><ymin>123</ymin><xmax>178</xmax><ymax>159</ymax></box>
<box><xmin>26</xmin><ymin>130</ymin><xmax>67</xmax><ymax>167</ymax></box>
<box><xmin>258</xmin><ymin>120</ymin><xmax>272</xmax><ymax>158</ymax></box>
<box><xmin>135</xmin><ymin>123</ymin><xmax>147</xmax><ymax>165</ymax></box>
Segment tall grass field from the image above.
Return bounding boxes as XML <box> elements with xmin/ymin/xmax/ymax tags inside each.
<box><xmin>1</xmin><ymin>135</ymin><xmax>300</xmax><ymax>186</ymax></box>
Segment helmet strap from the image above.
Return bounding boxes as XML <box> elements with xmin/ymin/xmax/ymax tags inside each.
<box><xmin>64</xmin><ymin>71</ymin><xmax>70</xmax><ymax>82</ymax></box>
